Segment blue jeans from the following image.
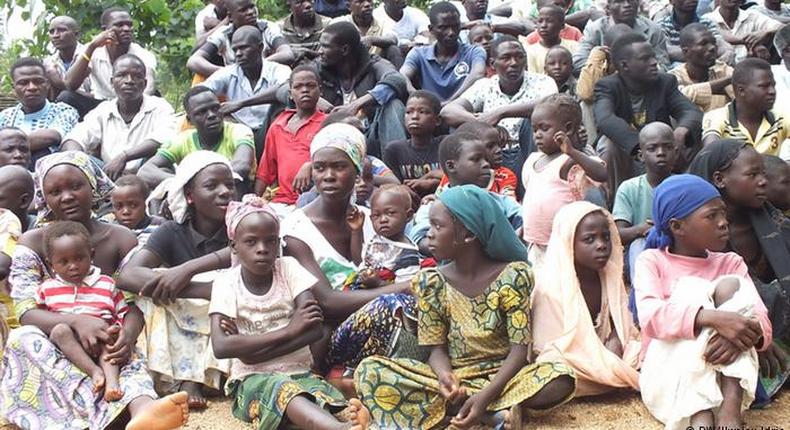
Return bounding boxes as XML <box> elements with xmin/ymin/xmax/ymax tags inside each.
<box><xmin>626</xmin><ymin>237</ymin><xmax>647</xmax><ymax>326</ymax></box>
<box><xmin>366</xmin><ymin>99</ymin><xmax>406</xmax><ymax>159</ymax></box>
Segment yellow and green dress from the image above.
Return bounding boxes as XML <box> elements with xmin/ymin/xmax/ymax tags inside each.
<box><xmin>354</xmin><ymin>262</ymin><xmax>575</xmax><ymax>429</ymax></box>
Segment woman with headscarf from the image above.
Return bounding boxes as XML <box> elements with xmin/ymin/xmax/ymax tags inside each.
<box><xmin>117</xmin><ymin>151</ymin><xmax>236</xmax><ymax>410</ymax></box>
<box><xmin>532</xmin><ymin>201</ymin><xmax>641</xmax><ymax>397</ymax></box>
<box><xmin>281</xmin><ymin>123</ymin><xmax>420</xmax><ymax>382</ymax></box>
<box><xmin>353</xmin><ymin>185</ymin><xmax>575</xmax><ymax>430</ymax></box>
<box><xmin>2</xmin><ymin>151</ymin><xmax>189</xmax><ymax>430</ymax></box>
<box><xmin>634</xmin><ymin>174</ymin><xmax>772</xmax><ymax>429</ymax></box>
<box><xmin>688</xmin><ymin>139</ymin><xmax>790</xmax><ymax>404</ymax></box>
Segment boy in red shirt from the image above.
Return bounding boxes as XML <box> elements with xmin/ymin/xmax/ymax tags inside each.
<box><xmin>255</xmin><ymin>66</ymin><xmax>326</xmax><ymax>209</ymax></box>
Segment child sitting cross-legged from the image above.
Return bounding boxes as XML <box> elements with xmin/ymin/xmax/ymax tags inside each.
<box><xmin>635</xmin><ymin>174</ymin><xmax>773</xmax><ymax>429</ymax></box>
<box><xmin>522</xmin><ymin>94</ymin><xmax>607</xmax><ymax>266</ymax></box>
<box><xmin>355</xmin><ymin>185</ymin><xmax>575</xmax><ymax>429</ymax></box>
<box><xmin>38</xmin><ymin>221</ymin><xmax>131</xmax><ymax>402</ymax></box>
<box><xmin>209</xmin><ymin>195</ymin><xmax>370</xmax><ymax>430</ymax></box>
<box><xmin>348</xmin><ymin>184</ymin><xmax>420</xmax><ymax>289</ymax></box>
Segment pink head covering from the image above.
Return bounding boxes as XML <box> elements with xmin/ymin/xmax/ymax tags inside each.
<box><xmin>225</xmin><ymin>194</ymin><xmax>279</xmax><ymax>240</ymax></box>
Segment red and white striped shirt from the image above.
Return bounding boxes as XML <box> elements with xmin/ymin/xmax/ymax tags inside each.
<box><xmin>36</xmin><ymin>266</ymin><xmax>128</xmax><ymax>324</ymax></box>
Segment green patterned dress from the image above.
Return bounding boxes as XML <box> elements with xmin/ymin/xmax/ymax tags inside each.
<box><xmin>354</xmin><ymin>262</ymin><xmax>575</xmax><ymax>429</ymax></box>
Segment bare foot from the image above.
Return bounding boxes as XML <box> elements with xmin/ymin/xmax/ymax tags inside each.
<box><xmin>104</xmin><ymin>382</ymin><xmax>124</xmax><ymax>402</ymax></box>
<box><xmin>347</xmin><ymin>399</ymin><xmax>370</xmax><ymax>430</ymax></box>
<box><xmin>126</xmin><ymin>391</ymin><xmax>189</xmax><ymax>430</ymax></box>
<box><xmin>180</xmin><ymin>381</ymin><xmax>208</xmax><ymax>410</ymax></box>
<box><xmin>91</xmin><ymin>368</ymin><xmax>106</xmax><ymax>395</ymax></box>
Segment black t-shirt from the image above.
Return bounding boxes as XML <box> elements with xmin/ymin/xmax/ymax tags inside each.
<box><xmin>144</xmin><ymin>220</ymin><xmax>229</xmax><ymax>267</ymax></box>
<box><xmin>382</xmin><ymin>137</ymin><xmax>443</xmax><ymax>181</ymax></box>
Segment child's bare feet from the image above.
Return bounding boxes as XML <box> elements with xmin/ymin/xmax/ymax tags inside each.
<box><xmin>347</xmin><ymin>399</ymin><xmax>370</xmax><ymax>430</ymax></box>
<box><xmin>126</xmin><ymin>391</ymin><xmax>189</xmax><ymax>430</ymax></box>
<box><xmin>180</xmin><ymin>381</ymin><xmax>208</xmax><ymax>410</ymax></box>
<box><xmin>104</xmin><ymin>382</ymin><xmax>124</xmax><ymax>402</ymax></box>
<box><xmin>91</xmin><ymin>368</ymin><xmax>106</xmax><ymax>395</ymax></box>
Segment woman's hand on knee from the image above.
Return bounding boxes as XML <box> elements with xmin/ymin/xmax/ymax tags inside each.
<box><xmin>69</xmin><ymin>316</ymin><xmax>110</xmax><ymax>357</ymax></box>
<box><xmin>140</xmin><ymin>266</ymin><xmax>192</xmax><ymax>306</ymax></box>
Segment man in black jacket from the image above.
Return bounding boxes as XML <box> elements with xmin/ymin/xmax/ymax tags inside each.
<box><xmin>594</xmin><ymin>31</ymin><xmax>702</xmax><ymax>200</ymax></box>
<box><xmin>315</xmin><ymin>21</ymin><xmax>408</xmax><ymax>157</ymax></box>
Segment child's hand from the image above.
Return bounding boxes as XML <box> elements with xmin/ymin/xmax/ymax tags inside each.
<box><xmin>358</xmin><ymin>268</ymin><xmax>382</xmax><ymax>288</ymax></box>
<box><xmin>639</xmin><ymin>219</ymin><xmax>654</xmax><ymax>237</ymax></box>
<box><xmin>759</xmin><ymin>343</ymin><xmax>788</xmax><ymax>378</ymax></box>
<box><xmin>705</xmin><ymin>334</ymin><xmax>742</xmax><ymax>366</ymax></box>
<box><xmin>346</xmin><ymin>206</ymin><xmax>365</xmax><ymax>231</ymax></box>
<box><xmin>438</xmin><ymin>371</ymin><xmax>466</xmax><ymax>404</ymax></box>
<box><xmin>711</xmin><ymin>311</ymin><xmax>762</xmax><ymax>351</ymax></box>
<box><xmin>220</xmin><ymin>317</ymin><xmax>239</xmax><ymax>336</ymax></box>
<box><xmin>451</xmin><ymin>393</ymin><xmax>489</xmax><ymax>428</ymax></box>
<box><xmin>421</xmin><ymin>194</ymin><xmax>437</xmax><ymax>206</ymax></box>
<box><xmin>555</xmin><ymin>131</ymin><xmax>574</xmax><ymax>155</ymax></box>
<box><xmin>288</xmin><ymin>299</ymin><xmax>324</xmax><ymax>335</ymax></box>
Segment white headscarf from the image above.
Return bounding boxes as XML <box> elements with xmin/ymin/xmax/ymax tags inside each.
<box><xmin>166</xmin><ymin>151</ymin><xmax>239</xmax><ymax>223</ymax></box>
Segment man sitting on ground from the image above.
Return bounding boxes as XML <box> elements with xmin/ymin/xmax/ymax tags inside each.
<box><xmin>669</xmin><ymin>23</ymin><xmax>733</xmax><ymax>113</ymax></box>
<box><xmin>138</xmin><ymin>87</ymin><xmax>255</xmax><ymax>189</ymax></box>
<box><xmin>702</xmin><ymin>58</ymin><xmax>790</xmax><ymax>157</ymax></box>
<box><xmin>657</xmin><ymin>0</ymin><xmax>733</xmax><ymax>65</ymax></box>
<box><xmin>312</xmin><ymin>21</ymin><xmax>408</xmax><ymax>158</ymax></box>
<box><xmin>572</xmin><ymin>0</ymin><xmax>670</xmax><ymax>73</ymax></box>
<box><xmin>0</xmin><ymin>58</ymin><xmax>77</xmax><ymax>164</ymax></box>
<box><xmin>187</xmin><ymin>0</ymin><xmax>294</xmax><ymax>77</ymax></box>
<box><xmin>200</xmin><ymin>25</ymin><xmax>291</xmax><ymax>158</ymax></box>
<box><xmin>61</xmin><ymin>55</ymin><xmax>176</xmax><ymax>180</ymax></box>
<box><xmin>594</xmin><ymin>32</ymin><xmax>701</xmax><ymax>197</ymax></box>
<box><xmin>61</xmin><ymin>7</ymin><xmax>158</xmax><ymax>118</ymax></box>
<box><xmin>400</xmin><ymin>1</ymin><xmax>486</xmax><ymax>103</ymax></box>
<box><xmin>44</xmin><ymin>16</ymin><xmax>90</xmax><ymax>101</ymax></box>
<box><xmin>704</xmin><ymin>0</ymin><xmax>782</xmax><ymax>64</ymax></box>
<box><xmin>331</xmin><ymin>0</ymin><xmax>402</xmax><ymax>67</ymax></box>
<box><xmin>373</xmin><ymin>0</ymin><xmax>431</xmax><ymax>53</ymax></box>
<box><xmin>278</xmin><ymin>0</ymin><xmax>331</xmax><ymax>65</ymax></box>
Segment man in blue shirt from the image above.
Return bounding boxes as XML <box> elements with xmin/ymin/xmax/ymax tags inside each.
<box><xmin>400</xmin><ymin>1</ymin><xmax>486</xmax><ymax>103</ymax></box>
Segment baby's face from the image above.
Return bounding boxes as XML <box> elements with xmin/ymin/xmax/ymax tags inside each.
<box><xmin>49</xmin><ymin>234</ymin><xmax>92</xmax><ymax>284</ymax></box>
<box><xmin>370</xmin><ymin>191</ymin><xmax>411</xmax><ymax>239</ymax></box>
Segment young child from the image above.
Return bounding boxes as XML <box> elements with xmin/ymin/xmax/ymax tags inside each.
<box><xmin>763</xmin><ymin>155</ymin><xmax>790</xmax><ymax>213</ymax></box>
<box><xmin>521</xmin><ymin>0</ymin><xmax>583</xmax><ymax>46</ymax></box>
<box><xmin>209</xmin><ymin>195</ymin><xmax>370</xmax><ymax>430</ymax></box>
<box><xmin>522</xmin><ymin>94</ymin><xmax>606</xmax><ymax>265</ymax></box>
<box><xmin>408</xmin><ymin>132</ymin><xmax>523</xmax><ymax>256</ymax></box>
<box><xmin>382</xmin><ymin>91</ymin><xmax>443</xmax><ymax>196</ymax></box>
<box><xmin>38</xmin><ymin>221</ymin><xmax>130</xmax><ymax>401</ymax></box>
<box><xmin>349</xmin><ymin>184</ymin><xmax>420</xmax><ymax>289</ymax></box>
<box><xmin>525</xmin><ymin>5</ymin><xmax>579</xmax><ymax>74</ymax></box>
<box><xmin>435</xmin><ymin>121</ymin><xmax>518</xmax><ymax>201</ymax></box>
<box><xmin>635</xmin><ymin>174</ymin><xmax>772</xmax><ymax>429</ymax></box>
<box><xmin>545</xmin><ymin>46</ymin><xmax>576</xmax><ymax>98</ymax></box>
<box><xmin>108</xmin><ymin>175</ymin><xmax>164</xmax><ymax>240</ymax></box>
<box><xmin>0</xmin><ymin>165</ymin><xmax>34</xmax><ymax>329</ymax></box>
<box><xmin>355</xmin><ymin>185</ymin><xmax>575</xmax><ymax>429</ymax></box>
<box><xmin>613</xmin><ymin>122</ymin><xmax>678</xmax><ymax>282</ymax></box>
<box><xmin>532</xmin><ymin>202</ymin><xmax>641</xmax><ymax>396</ymax></box>
<box><xmin>468</xmin><ymin>24</ymin><xmax>495</xmax><ymax>77</ymax></box>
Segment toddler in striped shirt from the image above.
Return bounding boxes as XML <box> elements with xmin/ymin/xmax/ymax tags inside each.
<box><xmin>37</xmin><ymin>221</ymin><xmax>129</xmax><ymax>402</ymax></box>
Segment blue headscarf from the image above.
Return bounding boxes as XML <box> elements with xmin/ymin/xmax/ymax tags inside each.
<box><xmin>437</xmin><ymin>185</ymin><xmax>529</xmax><ymax>262</ymax></box>
<box><xmin>645</xmin><ymin>174</ymin><xmax>721</xmax><ymax>250</ymax></box>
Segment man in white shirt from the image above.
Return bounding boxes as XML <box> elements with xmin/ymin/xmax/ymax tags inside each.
<box><xmin>704</xmin><ymin>0</ymin><xmax>782</xmax><ymax>63</ymax></box>
<box><xmin>60</xmin><ymin>7</ymin><xmax>158</xmax><ymax>118</ymax></box>
<box><xmin>61</xmin><ymin>54</ymin><xmax>175</xmax><ymax>179</ymax></box>
<box><xmin>44</xmin><ymin>16</ymin><xmax>90</xmax><ymax>102</ymax></box>
<box><xmin>372</xmin><ymin>0</ymin><xmax>430</xmax><ymax>52</ymax></box>
<box><xmin>200</xmin><ymin>26</ymin><xmax>290</xmax><ymax>158</ymax></box>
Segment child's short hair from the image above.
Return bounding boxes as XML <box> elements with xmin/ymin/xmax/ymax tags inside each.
<box><xmin>457</xmin><ymin>121</ymin><xmax>496</xmax><ymax>136</ymax></box>
<box><xmin>114</xmin><ymin>174</ymin><xmax>150</xmax><ymax>198</ymax></box>
<box><xmin>546</xmin><ymin>45</ymin><xmax>572</xmax><ymax>61</ymax></box>
<box><xmin>290</xmin><ymin>64</ymin><xmax>321</xmax><ymax>84</ymax></box>
<box><xmin>539</xmin><ymin>4</ymin><xmax>565</xmax><ymax>23</ymax></box>
<box><xmin>536</xmin><ymin>93</ymin><xmax>581</xmax><ymax>130</ymax></box>
<box><xmin>439</xmin><ymin>132</ymin><xmax>478</xmax><ymax>172</ymax></box>
<box><xmin>43</xmin><ymin>221</ymin><xmax>91</xmax><ymax>261</ymax></box>
<box><xmin>371</xmin><ymin>184</ymin><xmax>412</xmax><ymax>210</ymax></box>
<box><xmin>408</xmin><ymin>90</ymin><xmax>442</xmax><ymax>115</ymax></box>
<box><xmin>763</xmin><ymin>154</ymin><xmax>788</xmax><ymax>175</ymax></box>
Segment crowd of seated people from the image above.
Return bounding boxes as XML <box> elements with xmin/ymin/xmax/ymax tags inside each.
<box><xmin>0</xmin><ymin>0</ymin><xmax>789</xmax><ymax>429</ymax></box>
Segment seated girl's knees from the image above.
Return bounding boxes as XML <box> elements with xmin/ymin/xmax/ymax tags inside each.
<box><xmin>713</xmin><ymin>277</ymin><xmax>741</xmax><ymax>307</ymax></box>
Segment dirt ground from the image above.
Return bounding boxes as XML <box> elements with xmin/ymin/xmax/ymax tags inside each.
<box><xmin>181</xmin><ymin>389</ymin><xmax>790</xmax><ymax>429</ymax></box>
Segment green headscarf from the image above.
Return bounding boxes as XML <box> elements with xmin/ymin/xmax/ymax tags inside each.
<box><xmin>438</xmin><ymin>185</ymin><xmax>529</xmax><ymax>263</ymax></box>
